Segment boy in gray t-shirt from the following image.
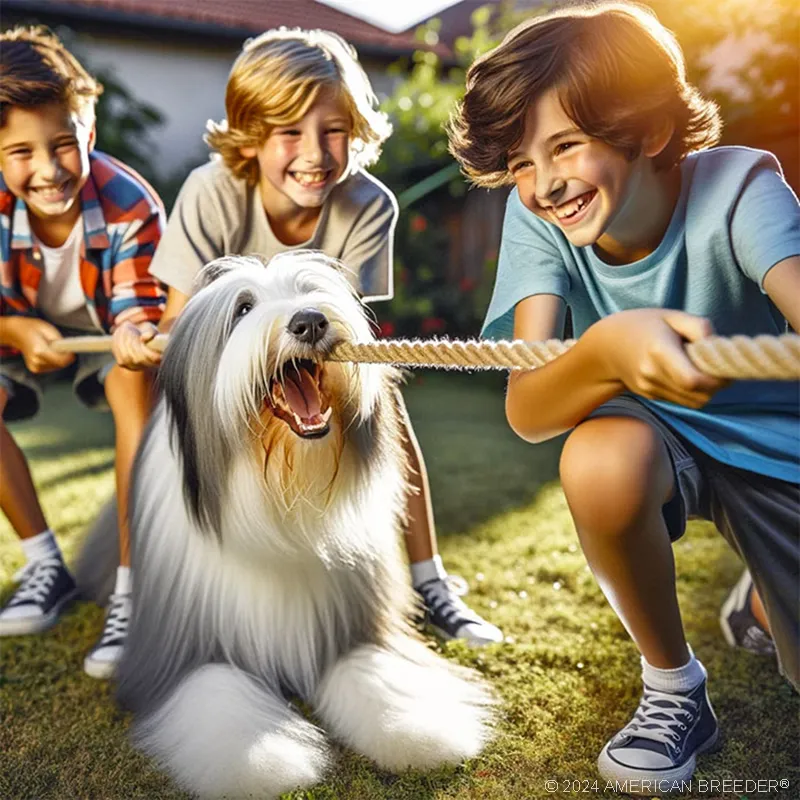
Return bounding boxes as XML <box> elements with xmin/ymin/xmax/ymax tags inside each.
<box><xmin>114</xmin><ymin>28</ymin><xmax>503</xmax><ymax>646</ymax></box>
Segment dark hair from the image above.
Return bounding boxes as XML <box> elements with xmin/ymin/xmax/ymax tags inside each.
<box><xmin>448</xmin><ymin>1</ymin><xmax>721</xmax><ymax>188</ymax></box>
<box><xmin>0</xmin><ymin>26</ymin><xmax>102</xmax><ymax>127</ymax></box>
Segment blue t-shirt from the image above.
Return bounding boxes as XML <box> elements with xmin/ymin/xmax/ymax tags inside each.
<box><xmin>482</xmin><ymin>146</ymin><xmax>800</xmax><ymax>483</ymax></box>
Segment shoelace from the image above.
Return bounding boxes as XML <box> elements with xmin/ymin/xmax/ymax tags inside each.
<box><xmin>621</xmin><ymin>687</ymin><xmax>698</xmax><ymax>750</ymax></box>
<box><xmin>418</xmin><ymin>578</ymin><xmax>474</xmax><ymax>625</ymax></box>
<box><xmin>9</xmin><ymin>557</ymin><xmax>63</xmax><ymax>606</ymax></box>
<box><xmin>99</xmin><ymin>594</ymin><xmax>131</xmax><ymax>646</ymax></box>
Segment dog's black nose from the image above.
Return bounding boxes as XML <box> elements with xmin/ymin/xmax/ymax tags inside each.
<box><xmin>288</xmin><ymin>309</ymin><xmax>329</xmax><ymax>344</ymax></box>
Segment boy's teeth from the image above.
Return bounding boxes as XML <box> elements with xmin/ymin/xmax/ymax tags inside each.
<box><xmin>555</xmin><ymin>192</ymin><xmax>591</xmax><ymax>219</ymax></box>
<box><xmin>294</xmin><ymin>171</ymin><xmax>327</xmax><ymax>186</ymax></box>
<box><xmin>32</xmin><ymin>184</ymin><xmax>67</xmax><ymax>199</ymax></box>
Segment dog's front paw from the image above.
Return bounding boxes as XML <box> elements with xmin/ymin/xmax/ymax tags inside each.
<box><xmin>316</xmin><ymin>643</ymin><xmax>495</xmax><ymax>771</ymax></box>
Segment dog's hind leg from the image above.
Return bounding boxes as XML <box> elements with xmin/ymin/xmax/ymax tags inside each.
<box><xmin>133</xmin><ymin>664</ymin><xmax>331</xmax><ymax>800</ymax></box>
<box><xmin>315</xmin><ymin>639</ymin><xmax>495</xmax><ymax>772</ymax></box>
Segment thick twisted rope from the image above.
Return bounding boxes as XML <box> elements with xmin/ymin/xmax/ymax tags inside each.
<box><xmin>50</xmin><ymin>333</ymin><xmax>800</xmax><ymax>380</ymax></box>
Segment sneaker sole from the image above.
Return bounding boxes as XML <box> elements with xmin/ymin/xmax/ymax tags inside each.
<box><xmin>427</xmin><ymin>621</ymin><xmax>504</xmax><ymax>647</ymax></box>
<box><xmin>597</xmin><ymin>727</ymin><xmax>720</xmax><ymax>792</ymax></box>
<box><xmin>0</xmin><ymin>588</ymin><xmax>78</xmax><ymax>636</ymax></box>
<box><xmin>719</xmin><ymin>570</ymin><xmax>754</xmax><ymax>648</ymax></box>
<box><xmin>83</xmin><ymin>656</ymin><xmax>118</xmax><ymax>680</ymax></box>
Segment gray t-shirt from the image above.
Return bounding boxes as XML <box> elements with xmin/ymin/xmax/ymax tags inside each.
<box><xmin>149</xmin><ymin>157</ymin><xmax>398</xmax><ymax>302</ymax></box>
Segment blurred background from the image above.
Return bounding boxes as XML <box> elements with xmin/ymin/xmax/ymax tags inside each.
<box><xmin>3</xmin><ymin>0</ymin><xmax>797</xmax><ymax>338</ymax></box>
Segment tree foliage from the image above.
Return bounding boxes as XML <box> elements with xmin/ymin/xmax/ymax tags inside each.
<box><xmin>373</xmin><ymin>0</ymin><xmax>799</xmax><ymax>337</ymax></box>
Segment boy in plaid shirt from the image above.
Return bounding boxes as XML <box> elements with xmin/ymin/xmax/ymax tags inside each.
<box><xmin>0</xmin><ymin>27</ymin><xmax>165</xmax><ymax>678</ymax></box>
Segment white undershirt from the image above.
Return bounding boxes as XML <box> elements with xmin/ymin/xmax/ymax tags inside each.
<box><xmin>34</xmin><ymin>216</ymin><xmax>100</xmax><ymax>332</ymax></box>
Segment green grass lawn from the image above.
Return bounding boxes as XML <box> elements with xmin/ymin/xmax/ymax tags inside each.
<box><xmin>1</xmin><ymin>374</ymin><xmax>797</xmax><ymax>800</ymax></box>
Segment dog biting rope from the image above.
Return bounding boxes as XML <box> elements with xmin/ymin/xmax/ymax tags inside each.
<box><xmin>50</xmin><ymin>333</ymin><xmax>800</xmax><ymax>380</ymax></box>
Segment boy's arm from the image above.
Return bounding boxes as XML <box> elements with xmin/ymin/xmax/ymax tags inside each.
<box><xmin>507</xmin><ymin>294</ymin><xmax>618</xmax><ymax>443</ymax></box>
<box><xmin>106</xmin><ymin>208</ymin><xmax>167</xmax><ymax>369</ymax></box>
<box><xmin>762</xmin><ymin>256</ymin><xmax>800</xmax><ymax>332</ymax></box>
<box><xmin>108</xmin><ymin>209</ymin><xmax>166</xmax><ymax>330</ymax></box>
<box><xmin>114</xmin><ymin>167</ymin><xmax>229</xmax><ymax>366</ymax></box>
<box><xmin>0</xmin><ymin>315</ymin><xmax>75</xmax><ymax>372</ymax></box>
<box><xmin>507</xmin><ymin>298</ymin><xmax>726</xmax><ymax>444</ymax></box>
<box><xmin>158</xmin><ymin>286</ymin><xmax>190</xmax><ymax>333</ymax></box>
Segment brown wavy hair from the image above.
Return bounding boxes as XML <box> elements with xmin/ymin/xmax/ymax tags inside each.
<box><xmin>0</xmin><ymin>26</ymin><xmax>102</xmax><ymax>127</ymax></box>
<box><xmin>448</xmin><ymin>1</ymin><xmax>721</xmax><ymax>188</ymax></box>
<box><xmin>205</xmin><ymin>28</ymin><xmax>392</xmax><ymax>185</ymax></box>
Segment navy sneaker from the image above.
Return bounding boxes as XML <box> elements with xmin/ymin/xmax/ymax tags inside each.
<box><xmin>597</xmin><ymin>679</ymin><xmax>719</xmax><ymax>792</ymax></box>
<box><xmin>84</xmin><ymin>592</ymin><xmax>131</xmax><ymax>679</ymax></box>
<box><xmin>415</xmin><ymin>576</ymin><xmax>503</xmax><ymax>646</ymax></box>
<box><xmin>720</xmin><ymin>570</ymin><xmax>776</xmax><ymax>656</ymax></box>
<box><xmin>0</xmin><ymin>557</ymin><xmax>78</xmax><ymax>636</ymax></box>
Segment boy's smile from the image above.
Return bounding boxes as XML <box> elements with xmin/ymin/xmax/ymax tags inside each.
<box><xmin>0</xmin><ymin>103</ymin><xmax>94</xmax><ymax>242</ymax></box>
<box><xmin>507</xmin><ymin>88</ymin><xmax>678</xmax><ymax>263</ymax></box>
<box><xmin>240</xmin><ymin>89</ymin><xmax>352</xmax><ymax>234</ymax></box>
<box><xmin>545</xmin><ymin>189</ymin><xmax>598</xmax><ymax>227</ymax></box>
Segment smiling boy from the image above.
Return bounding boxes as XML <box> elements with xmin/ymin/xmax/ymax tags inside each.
<box><xmin>448</xmin><ymin>1</ymin><xmax>799</xmax><ymax>788</ymax></box>
<box><xmin>0</xmin><ymin>27</ymin><xmax>166</xmax><ymax>678</ymax></box>
<box><xmin>114</xmin><ymin>28</ymin><xmax>503</xmax><ymax>647</ymax></box>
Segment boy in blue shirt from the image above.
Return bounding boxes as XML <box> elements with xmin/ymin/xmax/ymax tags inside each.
<box><xmin>448</xmin><ymin>1</ymin><xmax>799</xmax><ymax>788</ymax></box>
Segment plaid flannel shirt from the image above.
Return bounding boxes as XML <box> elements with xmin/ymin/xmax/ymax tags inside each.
<box><xmin>1</xmin><ymin>151</ymin><xmax>166</xmax><ymax>358</ymax></box>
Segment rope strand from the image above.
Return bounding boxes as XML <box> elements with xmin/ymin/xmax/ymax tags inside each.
<box><xmin>49</xmin><ymin>333</ymin><xmax>800</xmax><ymax>380</ymax></box>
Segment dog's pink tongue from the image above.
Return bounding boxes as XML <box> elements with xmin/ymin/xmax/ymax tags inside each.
<box><xmin>284</xmin><ymin>367</ymin><xmax>322</xmax><ymax>419</ymax></box>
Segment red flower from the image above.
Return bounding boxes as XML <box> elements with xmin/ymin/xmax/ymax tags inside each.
<box><xmin>378</xmin><ymin>321</ymin><xmax>395</xmax><ymax>338</ymax></box>
<box><xmin>460</xmin><ymin>277</ymin><xmax>476</xmax><ymax>292</ymax></box>
<box><xmin>410</xmin><ymin>214</ymin><xmax>428</xmax><ymax>233</ymax></box>
<box><xmin>421</xmin><ymin>316</ymin><xmax>446</xmax><ymax>334</ymax></box>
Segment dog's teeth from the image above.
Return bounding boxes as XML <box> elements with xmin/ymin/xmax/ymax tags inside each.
<box><xmin>322</xmin><ymin>407</ymin><xmax>332</xmax><ymax>423</ymax></box>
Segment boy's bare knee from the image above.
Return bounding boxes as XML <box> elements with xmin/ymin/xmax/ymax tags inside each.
<box><xmin>560</xmin><ymin>417</ymin><xmax>674</xmax><ymax>530</ymax></box>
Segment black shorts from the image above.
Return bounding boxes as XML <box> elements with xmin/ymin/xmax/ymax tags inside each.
<box><xmin>0</xmin><ymin>329</ymin><xmax>115</xmax><ymax>422</ymax></box>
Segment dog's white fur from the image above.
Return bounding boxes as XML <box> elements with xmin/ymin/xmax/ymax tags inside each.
<box><xmin>79</xmin><ymin>253</ymin><xmax>493</xmax><ymax>799</ymax></box>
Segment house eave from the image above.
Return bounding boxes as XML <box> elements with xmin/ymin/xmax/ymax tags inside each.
<box><xmin>1</xmin><ymin>0</ymin><xmax>444</xmax><ymax>59</ymax></box>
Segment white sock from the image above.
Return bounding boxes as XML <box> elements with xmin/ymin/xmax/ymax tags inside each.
<box><xmin>21</xmin><ymin>529</ymin><xmax>62</xmax><ymax>566</ymax></box>
<box><xmin>114</xmin><ymin>566</ymin><xmax>132</xmax><ymax>596</ymax></box>
<box><xmin>641</xmin><ymin>646</ymin><xmax>706</xmax><ymax>693</ymax></box>
<box><xmin>409</xmin><ymin>555</ymin><xmax>447</xmax><ymax>588</ymax></box>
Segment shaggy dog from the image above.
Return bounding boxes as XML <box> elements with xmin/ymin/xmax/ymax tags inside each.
<box><xmin>79</xmin><ymin>252</ymin><xmax>494</xmax><ymax>799</ymax></box>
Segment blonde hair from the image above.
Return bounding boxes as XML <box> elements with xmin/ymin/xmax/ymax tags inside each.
<box><xmin>205</xmin><ymin>28</ymin><xmax>392</xmax><ymax>184</ymax></box>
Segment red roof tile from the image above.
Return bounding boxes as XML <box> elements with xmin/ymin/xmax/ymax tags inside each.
<box><xmin>34</xmin><ymin>0</ymin><xmax>456</xmax><ymax>56</ymax></box>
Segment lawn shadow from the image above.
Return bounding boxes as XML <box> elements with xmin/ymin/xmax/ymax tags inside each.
<box><xmin>8</xmin><ymin>382</ymin><xmax>115</xmax><ymax>458</ymax></box>
<box><xmin>403</xmin><ymin>371</ymin><xmax>565</xmax><ymax>535</ymax></box>
<box><xmin>35</xmin><ymin>458</ymin><xmax>115</xmax><ymax>491</ymax></box>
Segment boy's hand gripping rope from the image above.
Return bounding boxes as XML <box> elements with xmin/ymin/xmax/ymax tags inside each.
<box><xmin>50</xmin><ymin>333</ymin><xmax>800</xmax><ymax>380</ymax></box>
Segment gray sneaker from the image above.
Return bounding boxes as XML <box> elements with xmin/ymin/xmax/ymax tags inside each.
<box><xmin>415</xmin><ymin>577</ymin><xmax>503</xmax><ymax>646</ymax></box>
<box><xmin>598</xmin><ymin>679</ymin><xmax>720</xmax><ymax>791</ymax></box>
<box><xmin>720</xmin><ymin>570</ymin><xmax>776</xmax><ymax>657</ymax></box>
<box><xmin>84</xmin><ymin>593</ymin><xmax>131</xmax><ymax>679</ymax></box>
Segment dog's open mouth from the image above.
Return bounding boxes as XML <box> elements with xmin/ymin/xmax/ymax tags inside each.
<box><xmin>267</xmin><ymin>359</ymin><xmax>332</xmax><ymax>438</ymax></box>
